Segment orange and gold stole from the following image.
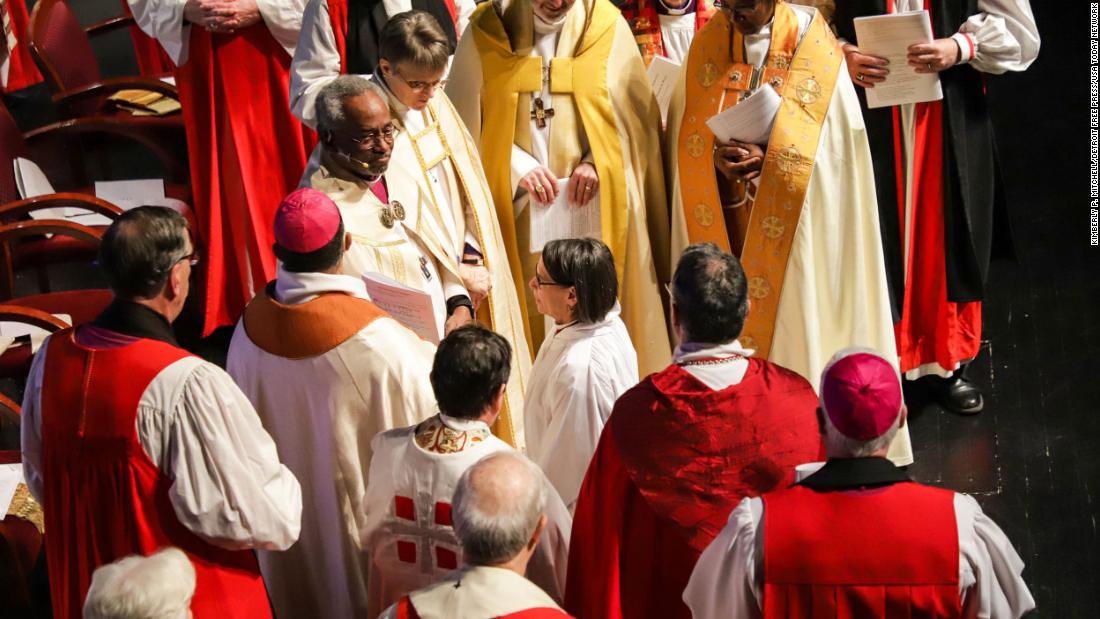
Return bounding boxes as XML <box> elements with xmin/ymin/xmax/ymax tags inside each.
<box><xmin>675</xmin><ymin>2</ymin><xmax>841</xmax><ymax>357</ymax></box>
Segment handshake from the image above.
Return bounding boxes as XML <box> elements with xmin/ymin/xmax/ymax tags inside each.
<box><xmin>183</xmin><ymin>0</ymin><xmax>261</xmax><ymax>34</ymax></box>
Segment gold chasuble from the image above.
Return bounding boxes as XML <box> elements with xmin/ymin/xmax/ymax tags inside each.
<box><xmin>666</xmin><ymin>2</ymin><xmax>905</xmax><ymax>468</ymax></box>
<box><xmin>381</xmin><ymin>91</ymin><xmax>533</xmax><ymax>450</ymax></box>
<box><xmin>448</xmin><ymin>0</ymin><xmax>673</xmax><ymax>378</ymax></box>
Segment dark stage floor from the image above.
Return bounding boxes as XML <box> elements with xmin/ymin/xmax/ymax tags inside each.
<box><xmin>6</xmin><ymin>1</ymin><xmax>1096</xmax><ymax>616</ymax></box>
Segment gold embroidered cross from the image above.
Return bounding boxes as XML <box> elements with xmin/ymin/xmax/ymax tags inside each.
<box><xmin>531</xmin><ymin>97</ymin><xmax>554</xmax><ymax>129</ymax></box>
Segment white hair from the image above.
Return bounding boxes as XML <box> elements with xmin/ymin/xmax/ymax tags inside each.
<box><xmin>315</xmin><ymin>75</ymin><xmax>387</xmax><ymax>133</ymax></box>
<box><xmin>819</xmin><ymin>346</ymin><xmax>903</xmax><ymax>458</ymax></box>
<box><xmin>452</xmin><ymin>452</ymin><xmax>548</xmax><ymax>566</ymax></box>
<box><xmin>83</xmin><ymin>547</ymin><xmax>196</xmax><ymax>619</ymax></box>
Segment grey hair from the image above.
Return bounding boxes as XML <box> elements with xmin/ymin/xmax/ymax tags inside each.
<box><xmin>83</xmin><ymin>547</ymin><xmax>195</xmax><ymax>619</ymax></box>
<box><xmin>819</xmin><ymin>346</ymin><xmax>903</xmax><ymax>457</ymax></box>
<box><xmin>452</xmin><ymin>452</ymin><xmax>548</xmax><ymax>566</ymax></box>
<box><xmin>315</xmin><ymin>75</ymin><xmax>386</xmax><ymax>133</ymax></box>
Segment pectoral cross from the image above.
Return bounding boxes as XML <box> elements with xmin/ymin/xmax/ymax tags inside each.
<box><xmin>531</xmin><ymin>97</ymin><xmax>554</xmax><ymax>129</ymax></box>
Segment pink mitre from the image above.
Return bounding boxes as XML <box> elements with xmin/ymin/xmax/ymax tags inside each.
<box><xmin>819</xmin><ymin>347</ymin><xmax>903</xmax><ymax>441</ymax></box>
<box><xmin>274</xmin><ymin>188</ymin><xmax>342</xmax><ymax>253</ymax></box>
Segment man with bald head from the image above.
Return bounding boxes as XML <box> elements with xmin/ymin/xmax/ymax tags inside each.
<box><xmin>306</xmin><ymin>74</ymin><xmax>473</xmax><ymax>340</ymax></box>
<box><xmin>381</xmin><ymin>452</ymin><xmax>574</xmax><ymax>618</ymax></box>
<box><xmin>685</xmin><ymin>347</ymin><xmax>1036</xmax><ymax>618</ymax></box>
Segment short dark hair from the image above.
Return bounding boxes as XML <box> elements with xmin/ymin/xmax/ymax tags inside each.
<box><xmin>671</xmin><ymin>243</ymin><xmax>749</xmax><ymax>343</ymax></box>
<box><xmin>273</xmin><ymin>220</ymin><xmax>345</xmax><ymax>273</ymax></box>
<box><xmin>430</xmin><ymin>324</ymin><xmax>512</xmax><ymax>419</ymax></box>
<box><xmin>98</xmin><ymin>206</ymin><xmax>190</xmax><ymax>300</ymax></box>
<box><xmin>542</xmin><ymin>238</ymin><xmax>618</xmax><ymax>324</ymax></box>
<box><xmin>379</xmin><ymin>11</ymin><xmax>451</xmax><ymax>73</ymax></box>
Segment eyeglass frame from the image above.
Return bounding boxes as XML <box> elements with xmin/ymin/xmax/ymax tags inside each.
<box><xmin>343</xmin><ymin>122</ymin><xmax>400</xmax><ymax>148</ymax></box>
<box><xmin>533</xmin><ymin>276</ymin><xmax>571</xmax><ymax>289</ymax></box>
<box><xmin>391</xmin><ymin>71</ymin><xmax>449</xmax><ymax>93</ymax></box>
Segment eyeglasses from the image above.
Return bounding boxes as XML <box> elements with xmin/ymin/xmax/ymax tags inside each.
<box><xmin>533</xmin><ymin>276</ymin><xmax>570</xmax><ymax>289</ymax></box>
<box><xmin>347</xmin><ymin>123</ymin><xmax>399</xmax><ymax>148</ymax></box>
<box><xmin>393</xmin><ymin>72</ymin><xmax>448</xmax><ymax>93</ymax></box>
<box><xmin>176</xmin><ymin>251</ymin><xmax>200</xmax><ymax>268</ymax></box>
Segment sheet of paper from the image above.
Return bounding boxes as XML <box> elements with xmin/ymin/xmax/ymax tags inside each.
<box><xmin>76</xmin><ymin>179</ymin><xmax>183</xmax><ymax>226</ymax></box>
<box><xmin>705</xmin><ymin>84</ymin><xmax>782</xmax><ymax>145</ymax></box>
<box><xmin>361</xmin><ymin>272</ymin><xmax>441</xmax><ymax>344</ymax></box>
<box><xmin>853</xmin><ymin>11</ymin><xmax>943</xmax><ymax>109</ymax></box>
<box><xmin>529</xmin><ymin>178</ymin><xmax>601</xmax><ymax>254</ymax></box>
<box><xmin>0</xmin><ymin>313</ymin><xmax>71</xmax><ymax>353</ymax></box>
<box><xmin>647</xmin><ymin>56</ymin><xmax>681</xmax><ymax>124</ymax></box>
<box><xmin>12</xmin><ymin>157</ymin><xmax>69</xmax><ymax>220</ymax></box>
<box><xmin>0</xmin><ymin>464</ymin><xmax>22</xmax><ymax>516</ymax></box>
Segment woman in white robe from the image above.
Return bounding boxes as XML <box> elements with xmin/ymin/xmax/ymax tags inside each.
<box><xmin>524</xmin><ymin>238</ymin><xmax>638</xmax><ymax>511</ymax></box>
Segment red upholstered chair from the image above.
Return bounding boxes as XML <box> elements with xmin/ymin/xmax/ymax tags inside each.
<box><xmin>0</xmin><ymin>302</ymin><xmax>72</xmax><ymax>381</ymax></box>
<box><xmin>0</xmin><ymin>99</ymin><xmax>192</xmax><ymax>299</ymax></box>
<box><xmin>28</xmin><ymin>0</ymin><xmax>181</xmax><ymax>125</ymax></box>
<box><xmin>0</xmin><ymin>219</ymin><xmax>103</xmax><ymax>301</ymax></box>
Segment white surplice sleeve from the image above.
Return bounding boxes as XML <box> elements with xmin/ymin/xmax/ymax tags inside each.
<box><xmin>290</xmin><ymin>0</ymin><xmax>345</xmax><ymax>127</ymax></box>
<box><xmin>158</xmin><ymin>358</ymin><xmax>302</xmax><ymax>551</ymax></box>
<box><xmin>19</xmin><ymin>339</ymin><xmax>50</xmax><ymax>501</ymax></box>
<box><xmin>127</xmin><ymin>0</ymin><xmax>189</xmax><ymax>65</ymax></box>
<box><xmin>510</xmin><ymin>145</ymin><xmax>541</xmax><ymax>202</ymax></box>
<box><xmin>683</xmin><ymin>497</ymin><xmax>764</xmax><ymax>619</ymax></box>
<box><xmin>956</xmin><ymin>493</ymin><xmax>1036</xmax><ymax>619</ymax></box>
<box><xmin>258</xmin><ymin>0</ymin><xmax>309</xmax><ymax>58</ymax></box>
<box><xmin>951</xmin><ymin>0</ymin><xmax>1039</xmax><ymax>74</ymax></box>
<box><xmin>455</xmin><ymin>0</ymin><xmax>476</xmax><ymax>38</ymax></box>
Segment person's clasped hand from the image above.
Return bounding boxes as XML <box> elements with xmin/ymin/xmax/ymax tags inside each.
<box><xmin>185</xmin><ymin>0</ymin><xmax>261</xmax><ymax>34</ymax></box>
<box><xmin>519</xmin><ymin>166</ymin><xmax>559</xmax><ymax>206</ymax></box>
<box><xmin>713</xmin><ymin>139</ymin><xmax>764</xmax><ymax>182</ymax></box>
<box><xmin>566</xmin><ymin>162</ymin><xmax>599</xmax><ymax>208</ymax></box>
<box><xmin>907</xmin><ymin>38</ymin><xmax>961</xmax><ymax>73</ymax></box>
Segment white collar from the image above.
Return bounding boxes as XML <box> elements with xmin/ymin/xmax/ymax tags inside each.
<box><xmin>673</xmin><ymin>339</ymin><xmax>754</xmax><ymax>363</ymax></box>
<box><xmin>533</xmin><ymin>12</ymin><xmax>568</xmax><ymax>34</ymax></box>
<box><xmin>548</xmin><ymin>302</ymin><xmax>622</xmax><ymax>341</ymax></box>
<box><xmin>273</xmin><ymin>265</ymin><xmax>370</xmax><ymax>305</ymax></box>
<box><xmin>438</xmin><ymin>413</ymin><xmax>492</xmax><ymax>433</ymax></box>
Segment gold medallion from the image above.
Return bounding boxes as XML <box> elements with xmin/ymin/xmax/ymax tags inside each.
<box><xmin>770</xmin><ymin>76</ymin><xmax>785</xmax><ymax>91</ymax></box>
<box><xmin>391</xmin><ymin>200</ymin><xmax>406</xmax><ymax>221</ymax></box>
<box><xmin>693</xmin><ymin>203</ymin><xmax>715</xmax><ymax>228</ymax></box>
<box><xmin>686</xmin><ymin>132</ymin><xmax>706</xmax><ymax>158</ymax></box>
<box><xmin>776</xmin><ymin>146</ymin><xmax>802</xmax><ymax>174</ymax></box>
<box><xmin>698</xmin><ymin>62</ymin><xmax>719</xmax><ymax>87</ymax></box>
<box><xmin>795</xmin><ymin>77</ymin><xmax>822</xmax><ymax>105</ymax></box>
<box><xmin>379</xmin><ymin>208</ymin><xmax>394</xmax><ymax>229</ymax></box>
<box><xmin>748</xmin><ymin>276</ymin><xmax>771</xmax><ymax>300</ymax></box>
<box><xmin>761</xmin><ymin>215</ymin><xmax>785</xmax><ymax>239</ymax></box>
<box><xmin>740</xmin><ymin>335</ymin><xmax>757</xmax><ymax>351</ymax></box>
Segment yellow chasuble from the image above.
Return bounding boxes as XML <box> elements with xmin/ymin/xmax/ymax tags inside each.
<box><xmin>381</xmin><ymin>89</ymin><xmax>533</xmax><ymax>449</ymax></box>
<box><xmin>448</xmin><ymin>0</ymin><xmax>673</xmax><ymax>378</ymax></box>
<box><xmin>669</xmin><ymin>3</ymin><xmax>841</xmax><ymax>358</ymax></box>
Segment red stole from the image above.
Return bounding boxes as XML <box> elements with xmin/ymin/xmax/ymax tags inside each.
<box><xmin>38</xmin><ymin>330</ymin><xmax>272</xmax><ymax>619</ymax></box>
<box><xmin>763</xmin><ymin>483</ymin><xmax>961</xmax><ymax>618</ymax></box>
<box><xmin>1</xmin><ymin>0</ymin><xmax>42</xmax><ymax>92</ymax></box>
<box><xmin>175</xmin><ymin>24</ymin><xmax>316</xmax><ymax>334</ymax></box>
<box><xmin>565</xmin><ymin>358</ymin><xmax>822</xmax><ymax>619</ymax></box>
<box><xmin>618</xmin><ymin>0</ymin><xmax>714</xmax><ymax>63</ymax></box>
<box><xmin>889</xmin><ymin>0</ymin><xmax>981</xmax><ymax>373</ymax></box>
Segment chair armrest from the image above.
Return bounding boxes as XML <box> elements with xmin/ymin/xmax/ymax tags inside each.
<box><xmin>0</xmin><ymin>393</ymin><xmax>20</xmax><ymax>418</ymax></box>
<box><xmin>84</xmin><ymin>15</ymin><xmax>136</xmax><ymax>37</ymax></box>
<box><xmin>0</xmin><ymin>220</ymin><xmax>104</xmax><ymax>246</ymax></box>
<box><xmin>53</xmin><ymin>76</ymin><xmax>178</xmax><ymax>106</ymax></box>
<box><xmin>24</xmin><ymin>118</ymin><xmax>188</xmax><ymax>183</ymax></box>
<box><xmin>0</xmin><ymin>305</ymin><xmax>70</xmax><ymax>332</ymax></box>
<box><xmin>0</xmin><ymin>194</ymin><xmax>124</xmax><ymax>221</ymax></box>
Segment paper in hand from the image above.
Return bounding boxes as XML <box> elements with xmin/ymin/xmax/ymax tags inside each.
<box><xmin>362</xmin><ymin>271</ymin><xmax>441</xmax><ymax>344</ymax></box>
<box><xmin>705</xmin><ymin>84</ymin><xmax>782</xmax><ymax>146</ymax></box>
<box><xmin>529</xmin><ymin>178</ymin><xmax>601</xmax><ymax>253</ymax></box>
<box><xmin>647</xmin><ymin>56</ymin><xmax>681</xmax><ymax>124</ymax></box>
<box><xmin>853</xmin><ymin>10</ymin><xmax>943</xmax><ymax>108</ymax></box>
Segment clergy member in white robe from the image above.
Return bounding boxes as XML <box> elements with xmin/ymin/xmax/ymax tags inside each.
<box><xmin>308</xmin><ymin>75</ymin><xmax>474</xmax><ymax>341</ymax></box>
<box><xmin>524</xmin><ymin>239</ymin><xmax>637</xmax><ymax>510</ymax></box>
<box><xmin>363</xmin><ymin>326</ymin><xmax>570</xmax><ymax>617</ymax></box>
<box><xmin>666</xmin><ymin>0</ymin><xmax>912</xmax><ymax>464</ymax></box>
<box><xmin>380</xmin><ymin>452</ymin><xmax>572</xmax><ymax>619</ymax></box>
<box><xmin>227</xmin><ymin>188</ymin><xmax>437</xmax><ymax>619</ymax></box>
<box><xmin>303</xmin><ymin>13</ymin><xmax>533</xmax><ymax>447</ymax></box>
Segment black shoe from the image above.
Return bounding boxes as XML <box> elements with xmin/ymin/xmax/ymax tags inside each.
<box><xmin>936</xmin><ymin>376</ymin><xmax>984</xmax><ymax>415</ymax></box>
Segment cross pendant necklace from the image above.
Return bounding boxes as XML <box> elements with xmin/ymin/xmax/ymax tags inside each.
<box><xmin>531</xmin><ymin>97</ymin><xmax>554</xmax><ymax>129</ymax></box>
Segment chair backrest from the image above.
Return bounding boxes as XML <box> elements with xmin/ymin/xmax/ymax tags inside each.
<box><xmin>0</xmin><ymin>103</ymin><xmax>31</xmax><ymax>208</ymax></box>
<box><xmin>28</xmin><ymin>0</ymin><xmax>101</xmax><ymax>96</ymax></box>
